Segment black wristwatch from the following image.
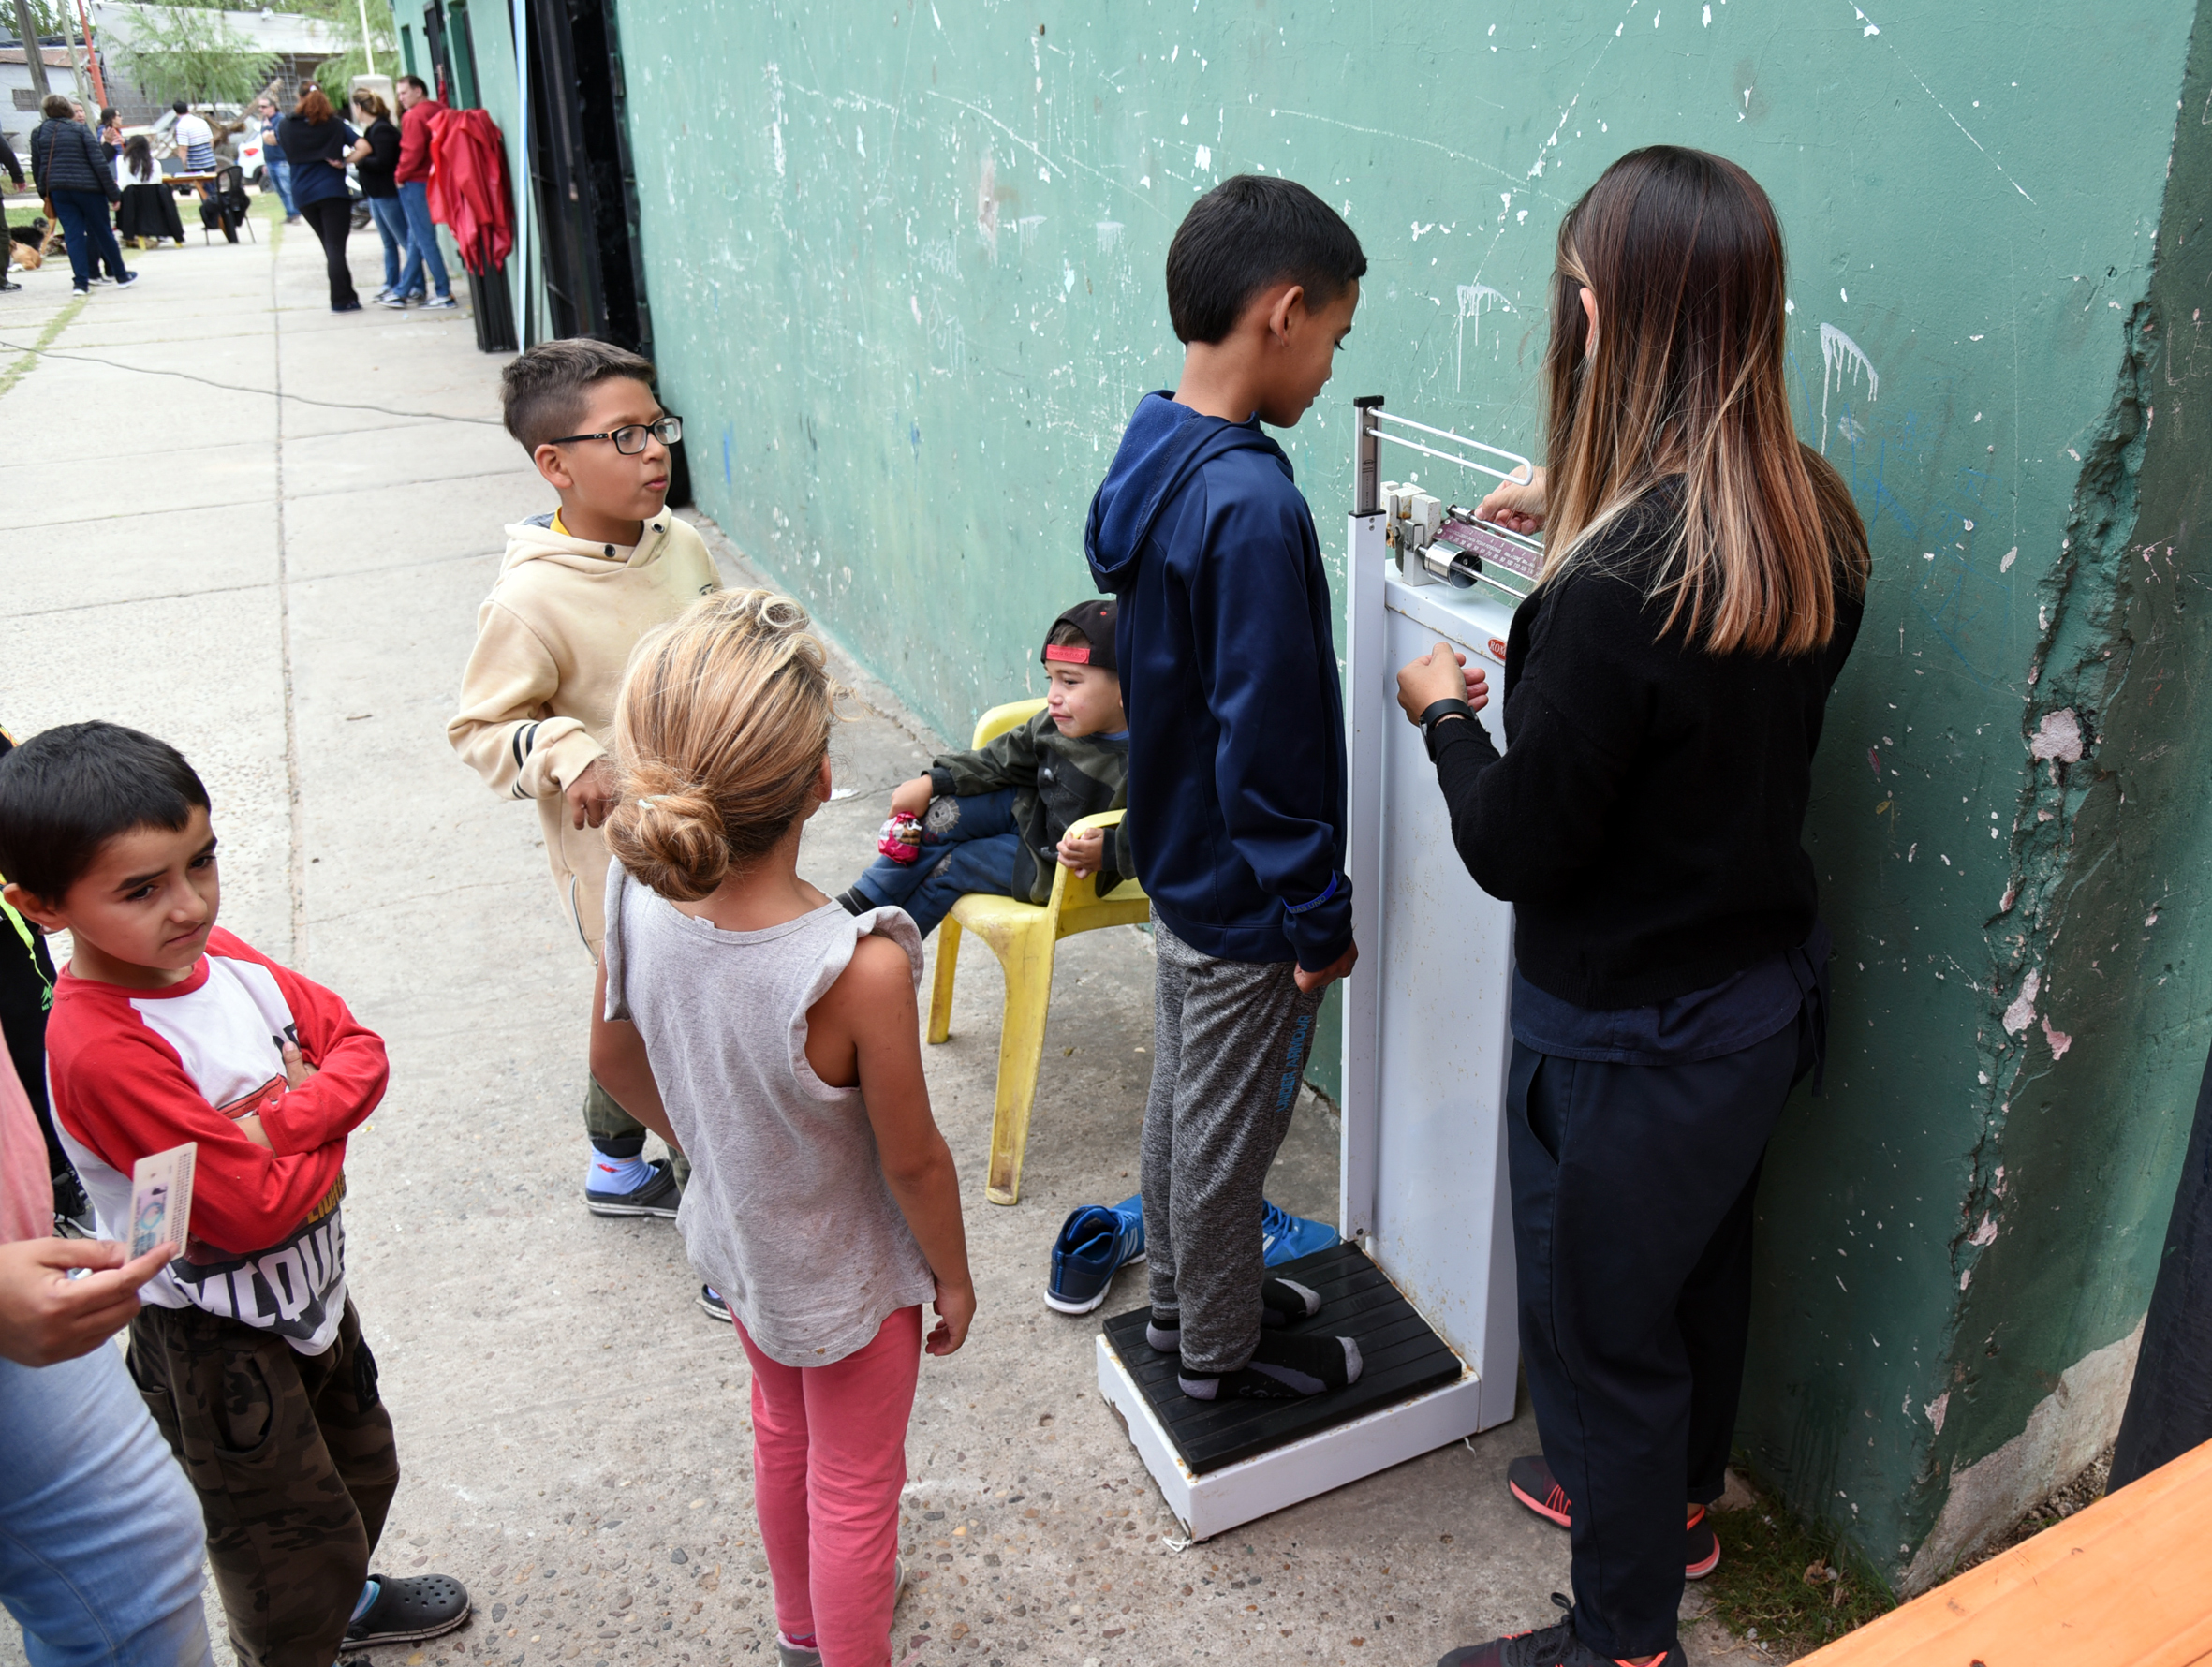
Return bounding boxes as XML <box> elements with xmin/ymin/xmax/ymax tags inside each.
<box><xmin>1419</xmin><ymin>698</ymin><xmax>1474</xmax><ymax>761</ymax></box>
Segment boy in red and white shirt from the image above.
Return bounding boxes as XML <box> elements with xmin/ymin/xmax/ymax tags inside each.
<box><xmin>0</xmin><ymin>721</ymin><xmax>470</xmax><ymax>1667</ymax></box>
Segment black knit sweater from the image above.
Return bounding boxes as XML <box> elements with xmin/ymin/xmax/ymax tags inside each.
<box><xmin>1430</xmin><ymin>491</ymin><xmax>1863</xmax><ymax>1009</ymax></box>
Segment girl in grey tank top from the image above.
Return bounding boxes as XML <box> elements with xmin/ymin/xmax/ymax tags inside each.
<box><xmin>602</xmin><ymin>871</ymin><xmax>938</xmax><ymax>1364</ymax></box>
<box><xmin>589</xmin><ymin>591</ymin><xmax>975</xmax><ymax>1666</ymax></box>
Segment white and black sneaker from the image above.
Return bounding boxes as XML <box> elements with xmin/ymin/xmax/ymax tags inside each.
<box><xmin>585</xmin><ymin>1157</ymin><xmax>681</xmax><ymax>1218</ymax></box>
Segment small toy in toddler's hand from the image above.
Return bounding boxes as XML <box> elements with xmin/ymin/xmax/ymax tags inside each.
<box><xmin>877</xmin><ymin>811</ymin><xmax>925</xmax><ymax>865</ymax></box>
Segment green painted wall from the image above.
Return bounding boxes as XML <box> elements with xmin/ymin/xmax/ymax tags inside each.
<box><xmin>610</xmin><ymin>0</ymin><xmax>2212</xmax><ymax>1583</ymax></box>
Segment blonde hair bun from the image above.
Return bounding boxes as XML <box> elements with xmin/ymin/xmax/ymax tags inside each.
<box><xmin>614</xmin><ymin>774</ymin><xmax>729</xmax><ymax>901</ymax></box>
<box><xmin>606</xmin><ymin>589</ymin><xmax>841</xmax><ymax>902</ymax></box>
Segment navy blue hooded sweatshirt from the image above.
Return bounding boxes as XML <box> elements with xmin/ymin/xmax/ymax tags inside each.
<box><xmin>1084</xmin><ymin>391</ymin><xmax>1352</xmax><ymax>971</ymax></box>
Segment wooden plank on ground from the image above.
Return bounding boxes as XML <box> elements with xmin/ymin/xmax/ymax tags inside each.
<box><xmin>1796</xmin><ymin>1437</ymin><xmax>2212</xmax><ymax>1667</ymax></box>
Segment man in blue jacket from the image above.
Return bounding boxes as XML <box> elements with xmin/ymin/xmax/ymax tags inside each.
<box><xmin>1085</xmin><ymin>175</ymin><xmax>1365</xmax><ymax>1403</ymax></box>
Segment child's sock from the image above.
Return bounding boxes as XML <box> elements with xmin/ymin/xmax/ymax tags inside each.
<box><xmin>350</xmin><ymin>1580</ymin><xmax>381</xmax><ymax>1623</ymax></box>
<box><xmin>1145</xmin><ymin>1306</ymin><xmax>1180</xmax><ymax>1352</ymax></box>
<box><xmin>781</xmin><ymin>1632</ymin><xmax>818</xmax><ymax>1648</ymax></box>
<box><xmin>1179</xmin><ymin>1330</ymin><xmax>1364</xmax><ymax>1401</ymax></box>
<box><xmin>1145</xmin><ymin>1278</ymin><xmax>1319</xmax><ymax>1354</ymax></box>
<box><xmin>587</xmin><ymin>1139</ymin><xmax>657</xmax><ymax>1196</ymax></box>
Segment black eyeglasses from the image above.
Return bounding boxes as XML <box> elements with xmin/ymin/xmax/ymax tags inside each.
<box><xmin>547</xmin><ymin>416</ymin><xmax>683</xmax><ymax>455</ymax></box>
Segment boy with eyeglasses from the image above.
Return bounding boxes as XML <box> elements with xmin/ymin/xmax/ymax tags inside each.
<box><xmin>450</xmin><ymin>339</ymin><xmax>719</xmax><ymax>1232</ymax></box>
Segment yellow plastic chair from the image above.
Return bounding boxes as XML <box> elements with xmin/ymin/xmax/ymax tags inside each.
<box><xmin>924</xmin><ymin>698</ymin><xmax>1150</xmax><ymax>1205</ymax></box>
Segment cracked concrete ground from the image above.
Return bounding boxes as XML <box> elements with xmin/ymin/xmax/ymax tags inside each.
<box><xmin>1</xmin><ymin>209</ymin><xmax>1769</xmax><ymax>1667</ymax></box>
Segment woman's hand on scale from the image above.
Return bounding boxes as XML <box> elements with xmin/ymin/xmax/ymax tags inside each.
<box><xmin>1395</xmin><ymin>644</ymin><xmax>1489</xmax><ymax>727</ymax></box>
<box><xmin>1474</xmin><ymin>464</ymin><xmax>1547</xmax><ymax>536</ymax></box>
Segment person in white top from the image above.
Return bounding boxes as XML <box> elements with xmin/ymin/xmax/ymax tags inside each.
<box><xmin>169</xmin><ymin>100</ymin><xmax>214</xmax><ymax>172</ymax></box>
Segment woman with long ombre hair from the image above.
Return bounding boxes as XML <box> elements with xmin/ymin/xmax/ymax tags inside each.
<box><xmin>1397</xmin><ymin>148</ymin><xmax>1870</xmax><ymax>1667</ymax></box>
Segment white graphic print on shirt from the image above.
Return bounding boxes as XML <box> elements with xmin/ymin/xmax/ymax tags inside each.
<box><xmin>57</xmin><ymin>953</ymin><xmax>350</xmax><ymax>1353</ymax></box>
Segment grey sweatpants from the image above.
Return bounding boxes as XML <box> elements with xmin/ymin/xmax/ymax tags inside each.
<box><xmin>1141</xmin><ymin>916</ymin><xmax>1325</xmax><ymax>1374</ymax></box>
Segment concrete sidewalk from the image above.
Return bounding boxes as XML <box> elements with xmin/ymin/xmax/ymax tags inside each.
<box><xmin>0</xmin><ymin>214</ymin><xmax>1759</xmax><ymax>1666</ymax></box>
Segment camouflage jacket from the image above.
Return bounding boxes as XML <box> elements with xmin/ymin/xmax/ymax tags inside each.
<box><xmin>928</xmin><ymin>713</ymin><xmax>1136</xmax><ymax>905</ymax></box>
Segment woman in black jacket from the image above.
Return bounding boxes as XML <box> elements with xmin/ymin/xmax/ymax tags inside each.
<box><xmin>1403</xmin><ymin>148</ymin><xmax>1870</xmax><ymax>1667</ymax></box>
<box><xmin>277</xmin><ymin>85</ymin><xmax>361</xmax><ymax>311</ymax></box>
<box><xmin>26</xmin><ymin>95</ymin><xmax>135</xmax><ymax>293</ymax></box>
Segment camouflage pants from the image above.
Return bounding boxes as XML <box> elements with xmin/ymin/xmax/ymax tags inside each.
<box><xmin>127</xmin><ymin>1298</ymin><xmax>399</xmax><ymax>1667</ymax></box>
<box><xmin>584</xmin><ymin>1074</ymin><xmax>690</xmax><ymax>1188</ymax></box>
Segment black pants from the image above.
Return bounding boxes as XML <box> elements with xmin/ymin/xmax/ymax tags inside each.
<box><xmin>1507</xmin><ymin>1014</ymin><xmax>1813</xmax><ymax>1659</ymax></box>
<box><xmin>299</xmin><ymin>197</ymin><xmax>357</xmax><ymax>307</ymax></box>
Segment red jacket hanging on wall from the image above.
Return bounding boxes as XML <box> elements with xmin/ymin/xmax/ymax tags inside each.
<box><xmin>424</xmin><ymin>106</ymin><xmax>513</xmax><ymax>275</ymax></box>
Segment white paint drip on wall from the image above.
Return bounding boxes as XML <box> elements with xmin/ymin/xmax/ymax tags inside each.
<box><xmin>1096</xmin><ymin>220</ymin><xmax>1124</xmax><ymax>253</ymax></box>
<box><xmin>1819</xmin><ymin>323</ymin><xmax>1879</xmax><ymax>454</ymax></box>
<box><xmin>1455</xmin><ymin>284</ymin><xmax>1512</xmax><ymax>391</ymax></box>
<box><xmin>765</xmin><ymin>62</ymin><xmax>787</xmax><ymax>178</ymax></box>
<box><xmin>976</xmin><ymin>153</ymin><xmax>997</xmax><ymax>252</ymax></box>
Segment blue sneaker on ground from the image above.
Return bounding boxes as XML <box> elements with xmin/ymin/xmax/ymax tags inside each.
<box><xmin>1261</xmin><ymin>1199</ymin><xmax>1340</xmax><ymax>1266</ymax></box>
<box><xmin>1045</xmin><ymin>1195</ymin><xmax>1145</xmax><ymax>1314</ymax></box>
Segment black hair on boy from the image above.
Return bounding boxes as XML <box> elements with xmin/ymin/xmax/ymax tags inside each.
<box><xmin>1164</xmin><ymin>175</ymin><xmax>1368</xmax><ymax>345</ymax></box>
<box><xmin>499</xmin><ymin>336</ymin><xmax>659</xmax><ymax>452</ymax></box>
<box><xmin>0</xmin><ymin>722</ymin><xmax>210</xmax><ymax>903</ymax></box>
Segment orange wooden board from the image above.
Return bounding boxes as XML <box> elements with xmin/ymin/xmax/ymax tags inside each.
<box><xmin>1797</xmin><ymin>1438</ymin><xmax>2212</xmax><ymax>1667</ymax></box>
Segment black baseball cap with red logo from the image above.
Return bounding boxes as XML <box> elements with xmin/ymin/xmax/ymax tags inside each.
<box><xmin>1040</xmin><ymin>598</ymin><xmax>1117</xmax><ymax>674</ymax></box>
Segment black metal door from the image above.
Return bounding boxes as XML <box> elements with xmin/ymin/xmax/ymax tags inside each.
<box><xmin>525</xmin><ymin>0</ymin><xmax>686</xmax><ymax>502</ymax></box>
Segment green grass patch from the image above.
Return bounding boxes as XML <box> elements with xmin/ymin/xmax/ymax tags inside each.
<box><xmin>1703</xmin><ymin>1497</ymin><xmax>1896</xmax><ymax>1657</ymax></box>
<box><xmin>0</xmin><ymin>292</ymin><xmax>89</xmax><ymax>400</ymax></box>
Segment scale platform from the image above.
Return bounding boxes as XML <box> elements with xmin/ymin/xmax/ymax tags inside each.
<box><xmin>1095</xmin><ymin>1244</ymin><xmax>1486</xmax><ymax>1542</ymax></box>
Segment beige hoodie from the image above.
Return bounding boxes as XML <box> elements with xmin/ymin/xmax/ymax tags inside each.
<box><xmin>449</xmin><ymin>510</ymin><xmax>720</xmax><ymax>953</ymax></box>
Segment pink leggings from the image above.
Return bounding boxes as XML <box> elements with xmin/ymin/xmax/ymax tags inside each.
<box><xmin>734</xmin><ymin>1306</ymin><xmax>922</xmax><ymax>1667</ymax></box>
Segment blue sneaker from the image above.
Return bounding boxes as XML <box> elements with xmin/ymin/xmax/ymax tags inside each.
<box><xmin>1046</xmin><ymin>1195</ymin><xmax>1145</xmax><ymax>1314</ymax></box>
<box><xmin>1261</xmin><ymin>1199</ymin><xmax>1339</xmax><ymax>1266</ymax></box>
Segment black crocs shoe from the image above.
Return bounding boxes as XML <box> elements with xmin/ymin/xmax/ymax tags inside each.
<box><xmin>1437</xmin><ymin>1594</ymin><xmax>1684</xmax><ymax>1666</ymax></box>
<box><xmin>342</xmin><ymin>1572</ymin><xmax>470</xmax><ymax>1649</ymax></box>
<box><xmin>585</xmin><ymin>1157</ymin><xmax>681</xmax><ymax>1218</ymax></box>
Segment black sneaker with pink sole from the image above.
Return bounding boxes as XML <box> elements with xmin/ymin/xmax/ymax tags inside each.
<box><xmin>1504</xmin><ymin>1455</ymin><xmax>1719</xmax><ymax>1580</ymax></box>
<box><xmin>1436</xmin><ymin>1595</ymin><xmax>1686</xmax><ymax>1666</ymax></box>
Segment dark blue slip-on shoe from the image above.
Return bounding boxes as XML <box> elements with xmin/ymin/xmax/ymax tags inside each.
<box><xmin>1261</xmin><ymin>1198</ymin><xmax>1340</xmax><ymax>1266</ymax></box>
<box><xmin>1045</xmin><ymin>1194</ymin><xmax>1145</xmax><ymax>1314</ymax></box>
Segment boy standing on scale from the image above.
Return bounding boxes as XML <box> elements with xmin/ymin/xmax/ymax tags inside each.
<box><xmin>1084</xmin><ymin>175</ymin><xmax>1367</xmax><ymax>1402</ymax></box>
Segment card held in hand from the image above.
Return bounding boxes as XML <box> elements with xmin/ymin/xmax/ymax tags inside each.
<box><xmin>129</xmin><ymin>1142</ymin><xmax>197</xmax><ymax>1260</ymax></box>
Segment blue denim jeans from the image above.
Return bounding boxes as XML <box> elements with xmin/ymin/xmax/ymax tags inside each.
<box><xmin>266</xmin><ymin>151</ymin><xmax>296</xmax><ymax>216</ymax></box>
<box><xmin>366</xmin><ymin>195</ymin><xmax>407</xmax><ymax>293</ymax></box>
<box><xmin>49</xmin><ymin>190</ymin><xmax>126</xmax><ymax>288</ymax></box>
<box><xmin>850</xmin><ymin>789</ymin><xmax>1026</xmax><ymax>939</ymax></box>
<box><xmin>393</xmin><ymin>179</ymin><xmax>450</xmax><ymax>301</ymax></box>
<box><xmin>0</xmin><ymin>1345</ymin><xmax>214</xmax><ymax>1667</ymax></box>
